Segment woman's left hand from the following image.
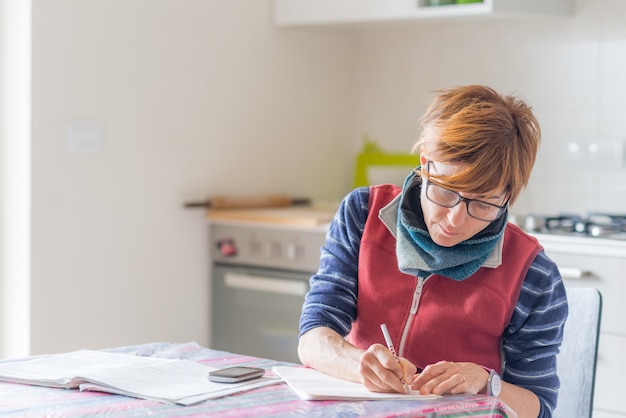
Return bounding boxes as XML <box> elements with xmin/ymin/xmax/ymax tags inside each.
<box><xmin>411</xmin><ymin>360</ymin><xmax>489</xmax><ymax>395</ymax></box>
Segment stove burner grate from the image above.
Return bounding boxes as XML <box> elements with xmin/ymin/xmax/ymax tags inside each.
<box><xmin>524</xmin><ymin>213</ymin><xmax>626</xmax><ymax>240</ymax></box>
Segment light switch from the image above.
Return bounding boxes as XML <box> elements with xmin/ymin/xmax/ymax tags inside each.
<box><xmin>67</xmin><ymin>122</ymin><xmax>102</xmax><ymax>153</ymax></box>
<box><xmin>565</xmin><ymin>139</ymin><xmax>625</xmax><ymax>170</ymax></box>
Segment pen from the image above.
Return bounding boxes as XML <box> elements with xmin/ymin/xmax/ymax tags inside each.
<box><xmin>380</xmin><ymin>323</ymin><xmax>409</xmax><ymax>394</ymax></box>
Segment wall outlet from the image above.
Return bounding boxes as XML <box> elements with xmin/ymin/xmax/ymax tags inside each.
<box><xmin>587</xmin><ymin>140</ymin><xmax>624</xmax><ymax>169</ymax></box>
<box><xmin>565</xmin><ymin>139</ymin><xmax>624</xmax><ymax>170</ymax></box>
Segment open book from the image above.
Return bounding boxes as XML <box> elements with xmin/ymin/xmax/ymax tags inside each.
<box><xmin>0</xmin><ymin>349</ymin><xmax>281</xmax><ymax>405</ymax></box>
<box><xmin>273</xmin><ymin>366</ymin><xmax>442</xmax><ymax>401</ymax></box>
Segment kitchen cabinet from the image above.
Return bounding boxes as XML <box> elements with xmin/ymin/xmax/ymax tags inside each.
<box><xmin>534</xmin><ymin>234</ymin><xmax>626</xmax><ymax>417</ymax></box>
<box><xmin>274</xmin><ymin>0</ymin><xmax>574</xmax><ymax>27</ymax></box>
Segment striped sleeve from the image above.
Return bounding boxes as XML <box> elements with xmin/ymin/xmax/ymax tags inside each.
<box><xmin>298</xmin><ymin>187</ymin><xmax>369</xmax><ymax>337</ymax></box>
<box><xmin>502</xmin><ymin>250</ymin><xmax>568</xmax><ymax>418</ymax></box>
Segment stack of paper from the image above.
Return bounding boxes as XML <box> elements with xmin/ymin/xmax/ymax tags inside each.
<box><xmin>0</xmin><ymin>350</ymin><xmax>282</xmax><ymax>405</ymax></box>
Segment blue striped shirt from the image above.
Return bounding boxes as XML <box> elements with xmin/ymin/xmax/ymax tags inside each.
<box><xmin>300</xmin><ymin>187</ymin><xmax>568</xmax><ymax>417</ymax></box>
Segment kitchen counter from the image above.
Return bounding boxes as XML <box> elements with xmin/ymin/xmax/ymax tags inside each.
<box><xmin>532</xmin><ymin>232</ymin><xmax>626</xmax><ymax>257</ymax></box>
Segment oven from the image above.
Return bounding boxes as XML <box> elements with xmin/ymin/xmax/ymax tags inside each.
<box><xmin>209</xmin><ymin>221</ymin><xmax>327</xmax><ymax>363</ymax></box>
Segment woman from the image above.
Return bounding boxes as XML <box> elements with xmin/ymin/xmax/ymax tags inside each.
<box><xmin>298</xmin><ymin>85</ymin><xmax>567</xmax><ymax>418</ymax></box>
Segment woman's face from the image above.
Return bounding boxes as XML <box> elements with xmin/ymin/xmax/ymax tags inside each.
<box><xmin>420</xmin><ymin>157</ymin><xmax>508</xmax><ymax>248</ymax></box>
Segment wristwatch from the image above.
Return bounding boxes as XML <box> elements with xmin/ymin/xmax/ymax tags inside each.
<box><xmin>485</xmin><ymin>369</ymin><xmax>502</xmax><ymax>396</ymax></box>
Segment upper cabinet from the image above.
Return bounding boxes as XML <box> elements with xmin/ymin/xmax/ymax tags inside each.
<box><xmin>274</xmin><ymin>0</ymin><xmax>574</xmax><ymax>27</ymax></box>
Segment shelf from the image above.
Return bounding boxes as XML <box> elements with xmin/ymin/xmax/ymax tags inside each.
<box><xmin>274</xmin><ymin>0</ymin><xmax>574</xmax><ymax>27</ymax></box>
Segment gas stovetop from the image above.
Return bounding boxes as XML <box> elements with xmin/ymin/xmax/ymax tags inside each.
<box><xmin>522</xmin><ymin>213</ymin><xmax>626</xmax><ymax>240</ymax></box>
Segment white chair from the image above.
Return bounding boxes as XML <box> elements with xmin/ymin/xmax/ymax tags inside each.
<box><xmin>553</xmin><ymin>287</ymin><xmax>602</xmax><ymax>418</ymax></box>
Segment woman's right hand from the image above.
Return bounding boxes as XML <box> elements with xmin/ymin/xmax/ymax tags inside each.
<box><xmin>358</xmin><ymin>343</ymin><xmax>417</xmax><ymax>393</ymax></box>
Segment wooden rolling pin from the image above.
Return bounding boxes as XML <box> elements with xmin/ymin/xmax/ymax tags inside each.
<box><xmin>184</xmin><ymin>195</ymin><xmax>310</xmax><ymax>209</ymax></box>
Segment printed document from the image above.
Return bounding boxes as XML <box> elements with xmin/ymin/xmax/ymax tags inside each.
<box><xmin>0</xmin><ymin>350</ymin><xmax>281</xmax><ymax>405</ymax></box>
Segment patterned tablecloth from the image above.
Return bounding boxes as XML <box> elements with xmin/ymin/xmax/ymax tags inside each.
<box><xmin>0</xmin><ymin>342</ymin><xmax>517</xmax><ymax>417</ymax></box>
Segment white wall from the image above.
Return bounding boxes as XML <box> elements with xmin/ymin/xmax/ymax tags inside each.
<box><xmin>31</xmin><ymin>0</ymin><xmax>355</xmax><ymax>355</ymax></box>
<box><xmin>349</xmin><ymin>0</ymin><xmax>626</xmax><ymax>216</ymax></box>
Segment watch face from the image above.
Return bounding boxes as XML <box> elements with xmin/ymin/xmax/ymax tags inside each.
<box><xmin>491</xmin><ymin>372</ymin><xmax>502</xmax><ymax>396</ymax></box>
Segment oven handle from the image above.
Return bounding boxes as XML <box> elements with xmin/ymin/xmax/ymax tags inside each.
<box><xmin>558</xmin><ymin>267</ymin><xmax>591</xmax><ymax>280</ymax></box>
<box><xmin>224</xmin><ymin>272</ymin><xmax>308</xmax><ymax>296</ymax></box>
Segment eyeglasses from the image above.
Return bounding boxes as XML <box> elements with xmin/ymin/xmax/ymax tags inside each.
<box><xmin>420</xmin><ymin>163</ymin><xmax>508</xmax><ymax>222</ymax></box>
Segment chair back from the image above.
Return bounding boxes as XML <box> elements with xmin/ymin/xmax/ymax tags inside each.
<box><xmin>553</xmin><ymin>287</ymin><xmax>602</xmax><ymax>418</ymax></box>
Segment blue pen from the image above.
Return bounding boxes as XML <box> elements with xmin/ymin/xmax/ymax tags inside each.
<box><xmin>380</xmin><ymin>323</ymin><xmax>409</xmax><ymax>394</ymax></box>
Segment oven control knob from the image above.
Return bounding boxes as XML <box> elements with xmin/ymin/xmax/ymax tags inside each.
<box><xmin>574</xmin><ymin>221</ymin><xmax>587</xmax><ymax>234</ymax></box>
<box><xmin>248</xmin><ymin>239</ymin><xmax>262</xmax><ymax>256</ymax></box>
<box><xmin>589</xmin><ymin>225</ymin><xmax>603</xmax><ymax>237</ymax></box>
<box><xmin>286</xmin><ymin>243</ymin><xmax>305</xmax><ymax>261</ymax></box>
<box><xmin>217</xmin><ymin>238</ymin><xmax>237</xmax><ymax>257</ymax></box>
<box><xmin>267</xmin><ymin>241</ymin><xmax>282</xmax><ymax>258</ymax></box>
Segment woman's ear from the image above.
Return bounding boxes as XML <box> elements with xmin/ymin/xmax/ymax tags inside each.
<box><xmin>419</xmin><ymin>152</ymin><xmax>427</xmax><ymax>167</ymax></box>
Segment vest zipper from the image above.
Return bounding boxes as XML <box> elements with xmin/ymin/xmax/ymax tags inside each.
<box><xmin>398</xmin><ymin>275</ymin><xmax>428</xmax><ymax>357</ymax></box>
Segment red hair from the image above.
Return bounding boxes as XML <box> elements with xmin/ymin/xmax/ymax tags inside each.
<box><xmin>413</xmin><ymin>85</ymin><xmax>541</xmax><ymax>204</ymax></box>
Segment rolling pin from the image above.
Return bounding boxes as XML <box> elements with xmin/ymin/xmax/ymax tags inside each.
<box><xmin>184</xmin><ymin>195</ymin><xmax>310</xmax><ymax>209</ymax></box>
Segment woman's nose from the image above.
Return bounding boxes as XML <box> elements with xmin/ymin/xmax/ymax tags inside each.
<box><xmin>447</xmin><ymin>202</ymin><xmax>469</xmax><ymax>226</ymax></box>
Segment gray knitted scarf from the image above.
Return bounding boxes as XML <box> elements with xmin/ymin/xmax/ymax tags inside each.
<box><xmin>390</xmin><ymin>171</ymin><xmax>506</xmax><ymax>281</ymax></box>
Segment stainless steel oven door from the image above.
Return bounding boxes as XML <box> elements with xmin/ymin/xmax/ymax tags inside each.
<box><xmin>211</xmin><ymin>264</ymin><xmax>310</xmax><ymax>363</ymax></box>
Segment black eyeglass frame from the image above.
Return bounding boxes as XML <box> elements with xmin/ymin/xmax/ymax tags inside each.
<box><xmin>418</xmin><ymin>162</ymin><xmax>509</xmax><ymax>222</ymax></box>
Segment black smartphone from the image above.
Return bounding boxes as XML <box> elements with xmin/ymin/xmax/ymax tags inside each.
<box><xmin>208</xmin><ymin>366</ymin><xmax>265</xmax><ymax>383</ymax></box>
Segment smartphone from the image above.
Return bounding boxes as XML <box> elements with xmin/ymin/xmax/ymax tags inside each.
<box><xmin>208</xmin><ymin>366</ymin><xmax>265</xmax><ymax>383</ymax></box>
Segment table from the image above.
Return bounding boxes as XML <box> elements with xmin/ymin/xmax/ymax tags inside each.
<box><xmin>0</xmin><ymin>342</ymin><xmax>517</xmax><ymax>417</ymax></box>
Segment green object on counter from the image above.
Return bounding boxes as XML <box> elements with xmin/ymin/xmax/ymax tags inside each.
<box><xmin>353</xmin><ymin>135</ymin><xmax>419</xmax><ymax>188</ymax></box>
<box><xmin>427</xmin><ymin>0</ymin><xmax>455</xmax><ymax>5</ymax></box>
<box><xmin>427</xmin><ymin>0</ymin><xmax>482</xmax><ymax>7</ymax></box>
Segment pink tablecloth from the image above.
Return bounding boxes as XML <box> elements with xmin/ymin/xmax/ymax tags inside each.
<box><xmin>0</xmin><ymin>342</ymin><xmax>517</xmax><ymax>417</ymax></box>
